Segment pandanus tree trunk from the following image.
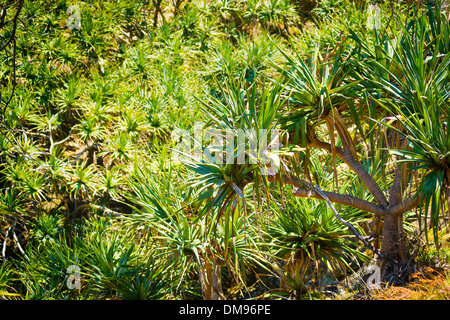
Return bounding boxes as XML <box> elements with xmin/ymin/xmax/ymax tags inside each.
<box><xmin>375</xmin><ymin>160</ymin><xmax>415</xmax><ymax>278</ymax></box>
<box><xmin>376</xmin><ymin>213</ymin><xmax>408</xmax><ymax>276</ymax></box>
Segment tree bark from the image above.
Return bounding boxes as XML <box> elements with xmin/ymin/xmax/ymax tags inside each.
<box><xmin>372</xmin><ymin>214</ymin><xmax>382</xmax><ymax>249</ymax></box>
<box><xmin>268</xmin><ymin>172</ymin><xmax>418</xmax><ymax>280</ymax></box>
<box><xmin>376</xmin><ymin>212</ymin><xmax>408</xmax><ymax>274</ymax></box>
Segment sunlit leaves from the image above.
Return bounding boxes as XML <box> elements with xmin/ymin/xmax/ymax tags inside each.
<box><xmin>55</xmin><ymin>74</ymin><xmax>83</xmax><ymax>112</ymax></box>
<box><xmin>104</xmin><ymin>132</ymin><xmax>135</xmax><ymax>163</ymax></box>
<box><xmin>75</xmin><ymin>111</ymin><xmax>105</xmax><ymax>142</ymax></box>
<box><xmin>266</xmin><ymin>197</ymin><xmax>369</xmax><ymax>293</ymax></box>
<box><xmin>98</xmin><ymin>167</ymin><xmax>124</xmax><ymax>199</ymax></box>
<box><xmin>0</xmin><ymin>189</ymin><xmax>24</xmax><ymax>216</ymax></box>
<box><xmin>69</xmin><ymin>163</ymin><xmax>96</xmax><ymax>199</ymax></box>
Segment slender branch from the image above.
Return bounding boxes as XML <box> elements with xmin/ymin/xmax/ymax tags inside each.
<box><xmin>2</xmin><ymin>224</ymin><xmax>11</xmax><ymax>259</ymax></box>
<box><xmin>0</xmin><ymin>0</ymin><xmax>23</xmax><ymax>51</ymax></box>
<box><xmin>71</xmin><ymin>142</ymin><xmax>97</xmax><ymax>165</ymax></box>
<box><xmin>90</xmin><ymin>204</ymin><xmax>123</xmax><ymax>217</ymax></box>
<box><xmin>12</xmin><ymin>224</ymin><xmax>27</xmax><ymax>259</ymax></box>
<box><xmin>292</xmin><ymin>187</ymin><xmax>387</xmax><ymax>216</ymax></box>
<box><xmin>49</xmin><ymin>114</ymin><xmax>73</xmax><ymax>154</ymax></box>
<box><xmin>267</xmin><ymin>174</ymin><xmax>387</xmax><ymax>216</ymax></box>
<box><xmin>51</xmin><ymin>129</ymin><xmax>73</xmax><ymax>148</ymax></box>
<box><xmin>1</xmin><ymin>216</ymin><xmax>28</xmax><ymax>261</ymax></box>
<box><xmin>1</xmin><ymin>1</ymin><xmax>24</xmax><ymax>122</ymax></box>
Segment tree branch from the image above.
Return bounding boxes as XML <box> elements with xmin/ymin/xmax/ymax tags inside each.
<box><xmin>71</xmin><ymin>142</ymin><xmax>97</xmax><ymax>165</ymax></box>
<box><xmin>389</xmin><ymin>162</ymin><xmax>408</xmax><ymax>207</ymax></box>
<box><xmin>0</xmin><ymin>0</ymin><xmax>23</xmax><ymax>51</ymax></box>
<box><xmin>390</xmin><ymin>192</ymin><xmax>421</xmax><ymax>216</ymax></box>
<box><xmin>267</xmin><ymin>174</ymin><xmax>387</xmax><ymax>216</ymax></box>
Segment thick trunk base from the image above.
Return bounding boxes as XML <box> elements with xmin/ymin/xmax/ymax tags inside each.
<box><xmin>376</xmin><ymin>213</ymin><xmax>411</xmax><ymax>284</ymax></box>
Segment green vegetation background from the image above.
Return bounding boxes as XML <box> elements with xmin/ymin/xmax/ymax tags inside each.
<box><xmin>0</xmin><ymin>0</ymin><xmax>449</xmax><ymax>300</ymax></box>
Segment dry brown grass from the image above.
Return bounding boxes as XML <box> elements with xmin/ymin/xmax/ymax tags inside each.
<box><xmin>370</xmin><ymin>267</ymin><xmax>450</xmax><ymax>300</ymax></box>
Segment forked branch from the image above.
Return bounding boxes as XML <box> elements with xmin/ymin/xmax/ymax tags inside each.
<box><xmin>307</xmin><ymin>130</ymin><xmax>389</xmax><ymax>208</ymax></box>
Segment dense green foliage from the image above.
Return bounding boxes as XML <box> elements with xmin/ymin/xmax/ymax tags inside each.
<box><xmin>0</xmin><ymin>0</ymin><xmax>449</xmax><ymax>300</ymax></box>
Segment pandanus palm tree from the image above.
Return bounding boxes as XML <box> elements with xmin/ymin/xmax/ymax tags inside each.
<box><xmin>359</xmin><ymin>10</ymin><xmax>450</xmax><ymax>274</ymax></box>
<box><xmin>274</xmin><ymin>9</ymin><xmax>450</xmax><ymax>278</ymax></box>
<box><xmin>184</xmin><ymin>4</ymin><xmax>450</xmax><ymax>288</ymax></box>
